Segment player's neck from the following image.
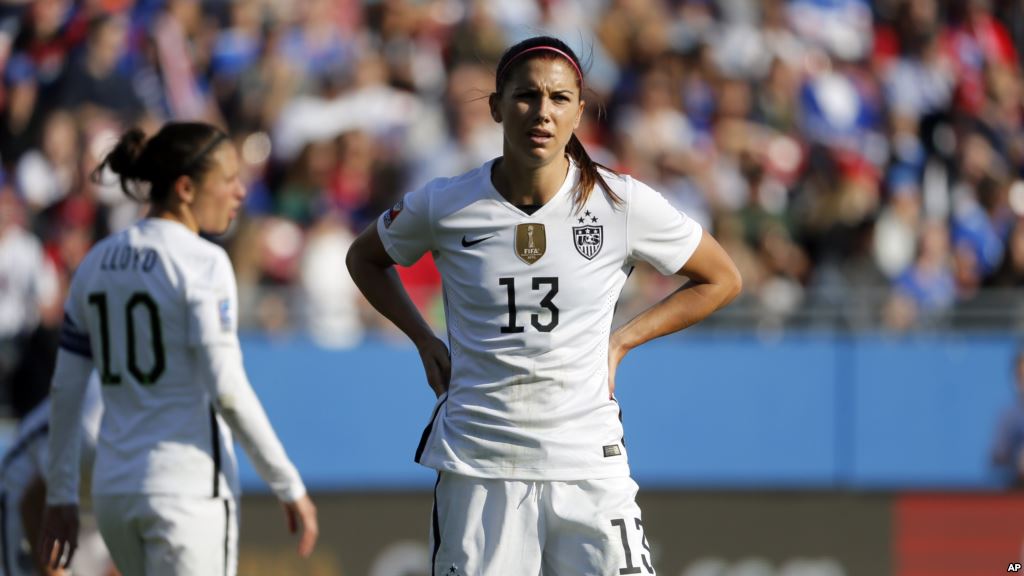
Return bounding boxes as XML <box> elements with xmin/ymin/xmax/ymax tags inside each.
<box><xmin>492</xmin><ymin>154</ymin><xmax>569</xmax><ymax>207</ymax></box>
<box><xmin>149</xmin><ymin>205</ymin><xmax>199</xmax><ymax>234</ymax></box>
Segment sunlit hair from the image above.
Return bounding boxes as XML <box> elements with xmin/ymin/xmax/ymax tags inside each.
<box><xmin>494</xmin><ymin>36</ymin><xmax>622</xmax><ymax>212</ymax></box>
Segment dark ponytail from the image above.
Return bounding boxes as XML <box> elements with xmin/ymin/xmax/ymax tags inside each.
<box><xmin>566</xmin><ymin>132</ymin><xmax>620</xmax><ymax>211</ymax></box>
<box><xmin>494</xmin><ymin>36</ymin><xmax>622</xmax><ymax>212</ymax></box>
<box><xmin>94</xmin><ymin>122</ymin><xmax>228</xmax><ymax>207</ymax></box>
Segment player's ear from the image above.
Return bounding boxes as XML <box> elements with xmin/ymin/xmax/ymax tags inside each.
<box><xmin>173</xmin><ymin>174</ymin><xmax>195</xmax><ymax>204</ymax></box>
<box><xmin>574</xmin><ymin>98</ymin><xmax>585</xmax><ymax>130</ymax></box>
<box><xmin>489</xmin><ymin>92</ymin><xmax>502</xmax><ymax>123</ymax></box>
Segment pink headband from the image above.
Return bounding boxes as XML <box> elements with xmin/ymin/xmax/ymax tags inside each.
<box><xmin>497</xmin><ymin>46</ymin><xmax>583</xmax><ymax>87</ymax></box>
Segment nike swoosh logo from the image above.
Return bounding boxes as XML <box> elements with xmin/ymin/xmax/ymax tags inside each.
<box><xmin>461</xmin><ymin>234</ymin><xmax>494</xmax><ymax>248</ymax></box>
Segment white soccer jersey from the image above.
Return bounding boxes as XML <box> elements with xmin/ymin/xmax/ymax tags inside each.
<box><xmin>378</xmin><ymin>160</ymin><xmax>702</xmax><ymax>481</ymax></box>
<box><xmin>51</xmin><ymin>218</ymin><xmax>302</xmax><ymax>502</ymax></box>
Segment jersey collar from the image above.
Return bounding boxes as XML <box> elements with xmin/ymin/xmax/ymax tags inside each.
<box><xmin>483</xmin><ymin>157</ymin><xmax>579</xmax><ymax>219</ymax></box>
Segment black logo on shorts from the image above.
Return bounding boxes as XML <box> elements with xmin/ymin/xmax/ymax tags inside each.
<box><xmin>573</xmin><ymin>210</ymin><xmax>603</xmax><ymax>260</ymax></box>
<box><xmin>461</xmin><ymin>234</ymin><xmax>494</xmax><ymax>248</ymax></box>
<box><xmin>603</xmin><ymin>444</ymin><xmax>621</xmax><ymax>457</ymax></box>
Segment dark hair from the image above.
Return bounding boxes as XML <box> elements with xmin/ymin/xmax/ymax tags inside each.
<box><xmin>94</xmin><ymin>122</ymin><xmax>228</xmax><ymax>206</ymax></box>
<box><xmin>494</xmin><ymin>36</ymin><xmax>621</xmax><ymax>212</ymax></box>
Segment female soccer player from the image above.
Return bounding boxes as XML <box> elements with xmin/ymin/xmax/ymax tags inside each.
<box><xmin>346</xmin><ymin>36</ymin><xmax>741</xmax><ymax>574</ymax></box>
<box><xmin>40</xmin><ymin>122</ymin><xmax>318</xmax><ymax>575</ymax></box>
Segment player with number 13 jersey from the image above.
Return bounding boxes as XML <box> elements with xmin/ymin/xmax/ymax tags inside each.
<box><xmin>380</xmin><ymin>159</ymin><xmax>701</xmax><ymax>480</ymax></box>
<box><xmin>350</xmin><ymin>35</ymin><xmax>741</xmax><ymax>575</ymax></box>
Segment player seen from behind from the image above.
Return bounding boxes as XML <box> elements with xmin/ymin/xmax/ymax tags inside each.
<box><xmin>40</xmin><ymin>122</ymin><xmax>318</xmax><ymax>575</ymax></box>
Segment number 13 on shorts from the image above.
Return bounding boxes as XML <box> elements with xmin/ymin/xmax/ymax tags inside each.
<box><xmin>611</xmin><ymin>517</ymin><xmax>654</xmax><ymax>575</ymax></box>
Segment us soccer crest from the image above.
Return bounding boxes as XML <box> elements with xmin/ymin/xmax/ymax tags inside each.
<box><xmin>515</xmin><ymin>223</ymin><xmax>546</xmax><ymax>264</ymax></box>
<box><xmin>573</xmin><ymin>219</ymin><xmax>603</xmax><ymax>260</ymax></box>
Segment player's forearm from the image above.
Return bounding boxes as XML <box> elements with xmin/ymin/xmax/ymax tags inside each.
<box><xmin>46</xmin><ymin>351</ymin><xmax>92</xmax><ymax>505</ymax></box>
<box><xmin>346</xmin><ymin>254</ymin><xmax>436</xmax><ymax>347</ymax></box>
<box><xmin>612</xmin><ymin>278</ymin><xmax>738</xmax><ymax>353</ymax></box>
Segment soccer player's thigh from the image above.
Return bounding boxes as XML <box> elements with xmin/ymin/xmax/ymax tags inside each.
<box><xmin>94</xmin><ymin>495</ymin><xmax>146</xmax><ymax>576</ymax></box>
<box><xmin>431</xmin><ymin>472</ymin><xmax>543</xmax><ymax>576</ymax></box>
<box><xmin>544</xmin><ymin>477</ymin><xmax>656</xmax><ymax>576</ymax></box>
<box><xmin>142</xmin><ymin>495</ymin><xmax>237</xmax><ymax>576</ymax></box>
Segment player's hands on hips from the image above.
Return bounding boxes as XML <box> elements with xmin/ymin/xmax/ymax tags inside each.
<box><xmin>39</xmin><ymin>504</ymin><xmax>79</xmax><ymax>571</ymax></box>
<box><xmin>416</xmin><ymin>336</ymin><xmax>451</xmax><ymax>397</ymax></box>
<box><xmin>282</xmin><ymin>494</ymin><xmax>318</xmax><ymax>558</ymax></box>
<box><xmin>608</xmin><ymin>335</ymin><xmax>629</xmax><ymax>399</ymax></box>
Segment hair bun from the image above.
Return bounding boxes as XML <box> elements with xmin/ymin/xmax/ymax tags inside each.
<box><xmin>104</xmin><ymin>127</ymin><xmax>148</xmax><ymax>181</ymax></box>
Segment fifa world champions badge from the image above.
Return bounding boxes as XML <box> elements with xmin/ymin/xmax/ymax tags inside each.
<box><xmin>515</xmin><ymin>223</ymin><xmax>546</xmax><ymax>265</ymax></box>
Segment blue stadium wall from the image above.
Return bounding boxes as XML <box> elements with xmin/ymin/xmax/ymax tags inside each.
<box><xmin>236</xmin><ymin>333</ymin><xmax>1019</xmax><ymax>492</ymax></box>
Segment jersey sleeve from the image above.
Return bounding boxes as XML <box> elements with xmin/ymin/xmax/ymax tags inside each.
<box><xmin>187</xmin><ymin>248</ymin><xmax>306</xmax><ymax>501</ymax></box>
<box><xmin>187</xmin><ymin>250</ymin><xmax>239</xmax><ymax>348</ymax></box>
<box><xmin>46</xmin><ymin>350</ymin><xmax>94</xmax><ymax>504</ymax></box>
<box><xmin>626</xmin><ymin>177</ymin><xmax>704</xmax><ymax>275</ymax></box>
<box><xmin>376</xmin><ymin>183</ymin><xmax>434</xmax><ymax>266</ymax></box>
<box><xmin>78</xmin><ymin>372</ymin><xmax>103</xmax><ymax>474</ymax></box>
<box><xmin>58</xmin><ymin>257</ymin><xmax>94</xmax><ymax>359</ymax></box>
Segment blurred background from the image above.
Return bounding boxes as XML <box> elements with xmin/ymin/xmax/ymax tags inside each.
<box><xmin>1</xmin><ymin>0</ymin><xmax>1023</xmax><ymax>574</ymax></box>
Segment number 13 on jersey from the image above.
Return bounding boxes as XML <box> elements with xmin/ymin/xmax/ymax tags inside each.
<box><xmin>498</xmin><ymin>277</ymin><xmax>559</xmax><ymax>333</ymax></box>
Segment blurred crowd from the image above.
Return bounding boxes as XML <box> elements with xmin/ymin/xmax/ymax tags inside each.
<box><xmin>1</xmin><ymin>0</ymin><xmax>1024</xmax><ymax>364</ymax></box>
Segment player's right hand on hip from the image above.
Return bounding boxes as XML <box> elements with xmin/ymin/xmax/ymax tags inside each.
<box><xmin>417</xmin><ymin>337</ymin><xmax>451</xmax><ymax>397</ymax></box>
<box><xmin>40</xmin><ymin>504</ymin><xmax>79</xmax><ymax>571</ymax></box>
<box><xmin>282</xmin><ymin>494</ymin><xmax>318</xmax><ymax>558</ymax></box>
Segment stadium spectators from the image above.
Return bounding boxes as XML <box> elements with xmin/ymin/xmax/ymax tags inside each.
<box><xmin>0</xmin><ymin>184</ymin><xmax>60</xmax><ymax>417</ymax></box>
<box><xmin>0</xmin><ymin>0</ymin><xmax>1021</xmax><ymax>339</ymax></box>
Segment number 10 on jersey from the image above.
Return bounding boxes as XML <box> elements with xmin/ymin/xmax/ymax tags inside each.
<box><xmin>88</xmin><ymin>291</ymin><xmax>166</xmax><ymax>385</ymax></box>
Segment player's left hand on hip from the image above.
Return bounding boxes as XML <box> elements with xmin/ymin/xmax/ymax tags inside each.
<box><xmin>606</xmin><ymin>332</ymin><xmax>630</xmax><ymax>399</ymax></box>
<box><xmin>608</xmin><ymin>336</ymin><xmax>628</xmax><ymax>399</ymax></box>
<box><xmin>40</xmin><ymin>504</ymin><xmax>79</xmax><ymax>571</ymax></box>
<box><xmin>417</xmin><ymin>337</ymin><xmax>451</xmax><ymax>397</ymax></box>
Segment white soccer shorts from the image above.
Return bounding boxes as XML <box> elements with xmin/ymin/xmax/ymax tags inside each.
<box><xmin>430</xmin><ymin>473</ymin><xmax>657</xmax><ymax>576</ymax></box>
<box><xmin>94</xmin><ymin>494</ymin><xmax>238</xmax><ymax>576</ymax></box>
